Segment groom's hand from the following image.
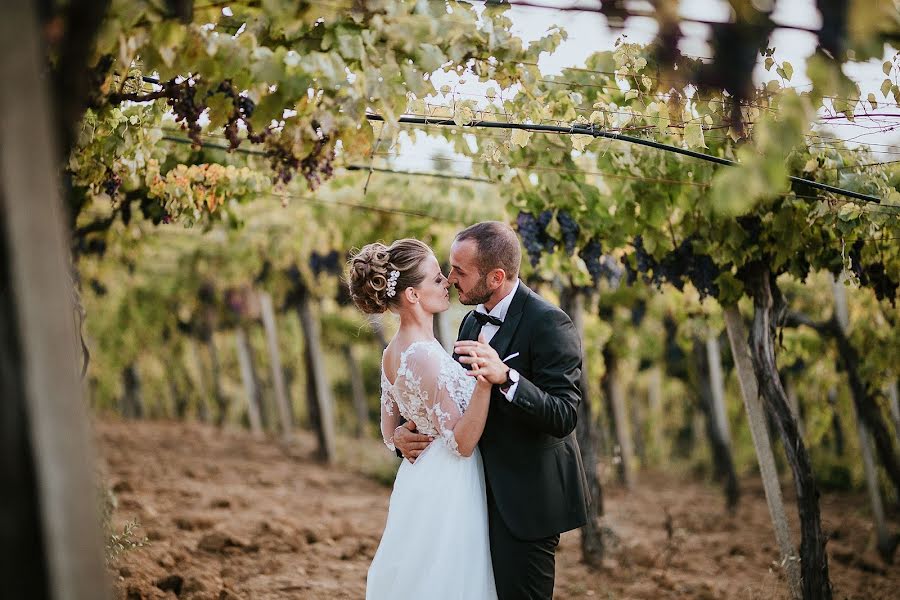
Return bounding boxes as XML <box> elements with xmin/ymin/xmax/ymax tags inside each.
<box><xmin>455</xmin><ymin>334</ymin><xmax>509</xmax><ymax>385</ymax></box>
<box><xmin>394</xmin><ymin>421</ymin><xmax>434</xmax><ymax>463</ymax></box>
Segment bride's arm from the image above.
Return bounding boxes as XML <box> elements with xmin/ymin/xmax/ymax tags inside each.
<box><xmin>442</xmin><ymin>377</ymin><xmax>492</xmax><ymax>457</ymax></box>
<box><xmin>380</xmin><ymin>390</ymin><xmax>401</xmax><ymax>452</ymax></box>
<box><xmin>402</xmin><ymin>344</ymin><xmax>492</xmax><ymax>458</ymax></box>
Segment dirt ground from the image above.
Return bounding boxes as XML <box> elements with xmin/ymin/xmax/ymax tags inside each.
<box><xmin>97</xmin><ymin>419</ymin><xmax>899</xmax><ymax>599</ymax></box>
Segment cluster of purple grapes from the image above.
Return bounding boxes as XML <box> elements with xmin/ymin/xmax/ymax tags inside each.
<box><xmin>557</xmin><ymin>210</ymin><xmax>580</xmax><ymax>256</ymax></box>
<box><xmin>516</xmin><ymin>209</ymin><xmax>583</xmax><ymax>267</ymax></box>
<box><xmin>164</xmin><ymin>78</ymin><xmax>204</xmax><ymax>145</ymax></box>
<box><xmin>102</xmin><ymin>171</ymin><xmax>122</xmax><ymax>198</ymax></box>
<box><xmin>517</xmin><ymin>210</ymin><xmax>557</xmax><ymax>267</ymax></box>
<box><xmin>215</xmin><ymin>80</ymin><xmax>271</xmax><ymax>150</ymax></box>
<box><xmin>632</xmin><ymin>235</ymin><xmax>721</xmax><ymax>299</ymax></box>
<box><xmin>844</xmin><ymin>240</ymin><xmax>898</xmax><ymax>305</ymax></box>
<box><xmin>580</xmin><ymin>238</ymin><xmax>623</xmax><ymax>287</ymax></box>
<box><xmin>298</xmin><ymin>137</ymin><xmax>335</xmax><ymax>190</ymax></box>
<box><xmin>266</xmin><ymin>122</ymin><xmax>335</xmax><ymax>188</ymax></box>
<box><xmin>309</xmin><ymin>249</ymin><xmax>341</xmax><ymax>276</ymax></box>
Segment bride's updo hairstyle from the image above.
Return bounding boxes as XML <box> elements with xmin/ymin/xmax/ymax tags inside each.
<box><xmin>348</xmin><ymin>239</ymin><xmax>432</xmax><ymax>314</ymax></box>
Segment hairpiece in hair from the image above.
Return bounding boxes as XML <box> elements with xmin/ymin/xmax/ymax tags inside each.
<box><xmin>386</xmin><ymin>270</ymin><xmax>400</xmax><ymax>297</ymax></box>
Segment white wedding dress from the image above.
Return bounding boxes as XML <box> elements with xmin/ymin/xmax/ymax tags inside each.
<box><xmin>366</xmin><ymin>339</ymin><xmax>497</xmax><ymax>600</ymax></box>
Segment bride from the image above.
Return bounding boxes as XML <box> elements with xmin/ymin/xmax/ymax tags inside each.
<box><xmin>348</xmin><ymin>238</ymin><xmax>498</xmax><ymax>600</ymax></box>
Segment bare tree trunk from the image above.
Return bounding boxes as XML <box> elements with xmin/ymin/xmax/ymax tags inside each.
<box><xmin>560</xmin><ymin>288</ymin><xmax>605</xmax><ymax>566</ymax></box>
<box><xmin>831</xmin><ymin>279</ymin><xmax>898</xmax><ymax>562</ymax></box>
<box><xmin>119</xmin><ymin>364</ymin><xmax>144</xmax><ymax>419</ymax></box>
<box><xmin>746</xmin><ymin>268</ymin><xmax>831</xmax><ymax>600</ymax></box>
<box><xmin>235</xmin><ymin>327</ymin><xmax>263</xmax><ymax>436</ymax></box>
<box><xmin>723</xmin><ymin>306</ymin><xmax>801</xmax><ymax>600</ymax></box>
<box><xmin>0</xmin><ymin>1</ymin><xmax>109</xmax><ymax>595</ymax></box>
<box><xmin>296</xmin><ymin>297</ymin><xmax>336</xmax><ymax>463</ymax></box>
<box><xmin>691</xmin><ymin>337</ymin><xmax>740</xmax><ymax>511</ymax></box>
<box><xmin>260</xmin><ymin>292</ymin><xmax>293</xmax><ymax>440</ymax></box>
<box><xmin>785</xmin><ymin>379</ymin><xmax>804</xmax><ymax>438</ymax></box>
<box><xmin>344</xmin><ymin>345</ymin><xmax>369</xmax><ymax>439</ymax></box>
<box><xmin>602</xmin><ymin>346</ymin><xmax>634</xmax><ymax>487</ymax></box>
<box><xmin>784</xmin><ymin>307</ymin><xmax>900</xmax><ymax>502</ymax></box>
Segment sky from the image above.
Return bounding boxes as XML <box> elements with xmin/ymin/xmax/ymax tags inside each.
<box><xmin>384</xmin><ymin>0</ymin><xmax>899</xmax><ymax>174</ymax></box>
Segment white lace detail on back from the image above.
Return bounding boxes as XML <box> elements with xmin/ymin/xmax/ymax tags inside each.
<box><xmin>380</xmin><ymin>339</ymin><xmax>476</xmax><ymax>457</ymax></box>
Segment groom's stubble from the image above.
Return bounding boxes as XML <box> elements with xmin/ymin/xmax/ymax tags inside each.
<box><xmin>456</xmin><ymin>273</ymin><xmax>493</xmax><ymax>306</ymax></box>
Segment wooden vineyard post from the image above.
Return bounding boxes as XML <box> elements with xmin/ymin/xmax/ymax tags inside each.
<box><xmin>344</xmin><ymin>345</ymin><xmax>370</xmax><ymax>439</ymax></box>
<box><xmin>188</xmin><ymin>337</ymin><xmax>211</xmax><ymax>423</ymax></box>
<box><xmin>560</xmin><ymin>288</ymin><xmax>605</xmax><ymax>566</ymax></box>
<box><xmin>692</xmin><ymin>336</ymin><xmax>739</xmax><ymax>510</ymax></box>
<box><xmin>647</xmin><ymin>365</ymin><xmax>664</xmax><ymax>462</ymax></box>
<box><xmin>603</xmin><ymin>346</ymin><xmax>634</xmax><ymax>487</ymax></box>
<box><xmin>235</xmin><ymin>327</ymin><xmax>263</xmax><ymax>436</ymax></box>
<box><xmin>296</xmin><ymin>295</ymin><xmax>337</xmax><ymax>463</ymax></box>
<box><xmin>260</xmin><ymin>292</ymin><xmax>294</xmax><ymax>440</ymax></box>
<box><xmin>706</xmin><ymin>334</ymin><xmax>731</xmax><ymax>446</ymax></box>
<box><xmin>832</xmin><ymin>279</ymin><xmax>894</xmax><ymax>559</ymax></box>
<box><xmin>0</xmin><ymin>1</ymin><xmax>109</xmax><ymax>597</ymax></box>
<box><xmin>723</xmin><ymin>307</ymin><xmax>801</xmax><ymax>600</ymax></box>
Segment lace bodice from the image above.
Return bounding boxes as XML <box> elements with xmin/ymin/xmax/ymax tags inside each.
<box><xmin>380</xmin><ymin>339</ymin><xmax>476</xmax><ymax>457</ymax></box>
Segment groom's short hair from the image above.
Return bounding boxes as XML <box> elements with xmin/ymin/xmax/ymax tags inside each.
<box><xmin>455</xmin><ymin>221</ymin><xmax>520</xmax><ymax>280</ymax></box>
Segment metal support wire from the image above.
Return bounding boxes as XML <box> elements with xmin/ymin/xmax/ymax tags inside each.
<box><xmin>365</xmin><ymin>114</ymin><xmax>884</xmax><ymax>205</ymax></box>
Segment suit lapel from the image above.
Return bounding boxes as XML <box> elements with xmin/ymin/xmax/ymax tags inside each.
<box><xmin>452</xmin><ymin>310</ymin><xmax>478</xmax><ymax>363</ymax></box>
<box><xmin>488</xmin><ymin>281</ymin><xmax>531</xmax><ymax>361</ymax></box>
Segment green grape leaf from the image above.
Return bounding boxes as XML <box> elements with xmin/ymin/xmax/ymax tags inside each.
<box><xmin>683</xmin><ymin>122</ymin><xmax>706</xmax><ymax>148</ymax></box>
<box><xmin>571</xmin><ymin>134</ymin><xmax>593</xmax><ymax>152</ymax></box>
<box><xmin>510</xmin><ymin>129</ymin><xmax>532</xmax><ymax>148</ymax></box>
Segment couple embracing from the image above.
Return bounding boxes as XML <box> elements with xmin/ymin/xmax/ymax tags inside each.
<box><xmin>348</xmin><ymin>222</ymin><xmax>590</xmax><ymax>600</ymax></box>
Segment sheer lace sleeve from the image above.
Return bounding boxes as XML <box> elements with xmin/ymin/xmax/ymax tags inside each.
<box><xmin>395</xmin><ymin>342</ymin><xmax>476</xmax><ymax>457</ymax></box>
<box><xmin>380</xmin><ymin>371</ymin><xmax>400</xmax><ymax>452</ymax></box>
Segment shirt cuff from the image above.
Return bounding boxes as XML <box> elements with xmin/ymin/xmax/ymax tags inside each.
<box><xmin>502</xmin><ymin>380</ymin><xmax>519</xmax><ymax>402</ymax></box>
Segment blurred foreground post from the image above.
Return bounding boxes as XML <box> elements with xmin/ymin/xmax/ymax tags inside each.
<box><xmin>0</xmin><ymin>1</ymin><xmax>109</xmax><ymax>597</ymax></box>
<box><xmin>890</xmin><ymin>380</ymin><xmax>900</xmax><ymax>445</ymax></box>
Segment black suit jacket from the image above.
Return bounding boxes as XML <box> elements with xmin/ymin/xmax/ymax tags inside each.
<box><xmin>453</xmin><ymin>281</ymin><xmax>590</xmax><ymax>541</ymax></box>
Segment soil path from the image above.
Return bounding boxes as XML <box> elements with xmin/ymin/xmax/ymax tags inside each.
<box><xmin>98</xmin><ymin>419</ymin><xmax>898</xmax><ymax>599</ymax></box>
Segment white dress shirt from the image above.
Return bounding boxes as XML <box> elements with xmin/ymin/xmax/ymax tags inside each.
<box><xmin>474</xmin><ymin>281</ymin><xmax>519</xmax><ymax>401</ymax></box>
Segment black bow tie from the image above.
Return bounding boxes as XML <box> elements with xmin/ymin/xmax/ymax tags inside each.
<box><xmin>473</xmin><ymin>311</ymin><xmax>503</xmax><ymax>327</ymax></box>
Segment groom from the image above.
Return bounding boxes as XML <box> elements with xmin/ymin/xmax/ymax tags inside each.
<box><xmin>394</xmin><ymin>221</ymin><xmax>590</xmax><ymax>599</ymax></box>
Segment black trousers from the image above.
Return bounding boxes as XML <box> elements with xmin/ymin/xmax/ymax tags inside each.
<box><xmin>487</xmin><ymin>485</ymin><xmax>560</xmax><ymax>600</ymax></box>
